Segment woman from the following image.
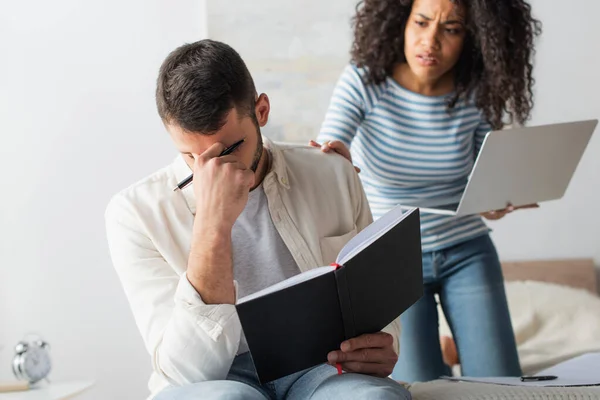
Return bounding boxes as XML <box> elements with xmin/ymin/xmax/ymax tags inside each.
<box><xmin>313</xmin><ymin>0</ymin><xmax>541</xmax><ymax>382</ymax></box>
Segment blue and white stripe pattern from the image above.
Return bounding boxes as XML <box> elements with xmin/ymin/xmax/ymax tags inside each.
<box><xmin>318</xmin><ymin>65</ymin><xmax>491</xmax><ymax>252</ymax></box>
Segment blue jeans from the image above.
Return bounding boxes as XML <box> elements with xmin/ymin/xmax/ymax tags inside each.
<box><xmin>392</xmin><ymin>234</ymin><xmax>521</xmax><ymax>382</ymax></box>
<box><xmin>154</xmin><ymin>352</ymin><xmax>411</xmax><ymax>400</ymax></box>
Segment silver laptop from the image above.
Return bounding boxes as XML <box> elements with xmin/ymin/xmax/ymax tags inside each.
<box><xmin>404</xmin><ymin>119</ymin><xmax>598</xmax><ymax>216</ymax></box>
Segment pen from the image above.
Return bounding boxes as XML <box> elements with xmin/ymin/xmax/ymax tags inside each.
<box><xmin>173</xmin><ymin>139</ymin><xmax>245</xmax><ymax>191</ymax></box>
<box><xmin>520</xmin><ymin>375</ymin><xmax>557</xmax><ymax>382</ymax></box>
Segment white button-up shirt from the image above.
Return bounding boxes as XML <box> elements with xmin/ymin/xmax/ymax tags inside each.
<box><xmin>105</xmin><ymin>138</ymin><xmax>401</xmax><ymax>398</ymax></box>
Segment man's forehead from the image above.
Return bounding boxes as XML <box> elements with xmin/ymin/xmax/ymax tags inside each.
<box><xmin>167</xmin><ymin>113</ymin><xmax>251</xmax><ymax>153</ymax></box>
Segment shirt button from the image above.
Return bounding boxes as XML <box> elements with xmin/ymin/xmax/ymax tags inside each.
<box><xmin>281</xmin><ymin>177</ymin><xmax>288</xmax><ymax>185</ymax></box>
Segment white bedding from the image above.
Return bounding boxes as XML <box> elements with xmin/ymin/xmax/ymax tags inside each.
<box><xmin>438</xmin><ymin>280</ymin><xmax>600</xmax><ymax>374</ymax></box>
<box><xmin>410</xmin><ymin>379</ymin><xmax>600</xmax><ymax>400</ymax></box>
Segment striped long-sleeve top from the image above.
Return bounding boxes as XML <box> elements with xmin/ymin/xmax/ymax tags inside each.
<box><xmin>318</xmin><ymin>65</ymin><xmax>491</xmax><ymax>252</ymax></box>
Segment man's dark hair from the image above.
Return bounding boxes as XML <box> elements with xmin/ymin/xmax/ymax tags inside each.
<box><xmin>156</xmin><ymin>39</ymin><xmax>257</xmax><ymax>133</ymax></box>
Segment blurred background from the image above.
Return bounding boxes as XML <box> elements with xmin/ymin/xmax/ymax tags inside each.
<box><xmin>1</xmin><ymin>0</ymin><xmax>599</xmax><ymax>398</ymax></box>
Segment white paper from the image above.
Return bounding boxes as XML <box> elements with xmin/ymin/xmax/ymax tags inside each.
<box><xmin>336</xmin><ymin>205</ymin><xmax>411</xmax><ymax>265</ymax></box>
<box><xmin>537</xmin><ymin>352</ymin><xmax>600</xmax><ymax>382</ymax></box>
<box><xmin>442</xmin><ymin>352</ymin><xmax>600</xmax><ymax>387</ymax></box>
<box><xmin>237</xmin><ymin>266</ymin><xmax>334</xmax><ymax>304</ymax></box>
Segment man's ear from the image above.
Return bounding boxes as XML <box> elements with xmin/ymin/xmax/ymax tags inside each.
<box><xmin>255</xmin><ymin>93</ymin><xmax>270</xmax><ymax>127</ymax></box>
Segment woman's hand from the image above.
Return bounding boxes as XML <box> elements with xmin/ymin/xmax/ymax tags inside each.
<box><xmin>309</xmin><ymin>140</ymin><xmax>360</xmax><ymax>173</ymax></box>
<box><xmin>480</xmin><ymin>203</ymin><xmax>539</xmax><ymax>220</ymax></box>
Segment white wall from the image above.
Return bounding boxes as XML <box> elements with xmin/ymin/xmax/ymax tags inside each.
<box><xmin>207</xmin><ymin>0</ymin><xmax>356</xmax><ymax>141</ymax></box>
<box><xmin>0</xmin><ymin>1</ymin><xmax>206</xmax><ymax>399</ymax></box>
<box><xmin>487</xmin><ymin>0</ymin><xmax>600</xmax><ymax>265</ymax></box>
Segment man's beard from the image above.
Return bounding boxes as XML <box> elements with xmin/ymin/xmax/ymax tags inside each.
<box><xmin>250</xmin><ymin>126</ymin><xmax>263</xmax><ymax>173</ymax></box>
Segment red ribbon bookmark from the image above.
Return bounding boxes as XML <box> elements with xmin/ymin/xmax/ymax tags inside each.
<box><xmin>330</xmin><ymin>263</ymin><xmax>342</xmax><ymax>270</ymax></box>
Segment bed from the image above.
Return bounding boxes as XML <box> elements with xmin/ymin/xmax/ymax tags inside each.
<box><xmin>408</xmin><ymin>258</ymin><xmax>600</xmax><ymax>400</ymax></box>
<box><xmin>409</xmin><ymin>380</ymin><xmax>600</xmax><ymax>400</ymax></box>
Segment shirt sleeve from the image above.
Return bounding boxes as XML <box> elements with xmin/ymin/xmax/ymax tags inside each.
<box><xmin>317</xmin><ymin>65</ymin><xmax>369</xmax><ymax>149</ymax></box>
<box><xmin>105</xmin><ymin>195</ymin><xmax>242</xmax><ymax>385</ymax></box>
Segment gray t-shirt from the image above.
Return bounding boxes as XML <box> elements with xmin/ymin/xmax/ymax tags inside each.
<box><xmin>232</xmin><ymin>184</ymin><xmax>301</xmax><ymax>300</ymax></box>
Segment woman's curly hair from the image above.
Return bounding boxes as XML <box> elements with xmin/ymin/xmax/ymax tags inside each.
<box><xmin>351</xmin><ymin>0</ymin><xmax>542</xmax><ymax>129</ymax></box>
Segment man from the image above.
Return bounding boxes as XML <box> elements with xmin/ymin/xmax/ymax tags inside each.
<box><xmin>105</xmin><ymin>39</ymin><xmax>410</xmax><ymax>400</ymax></box>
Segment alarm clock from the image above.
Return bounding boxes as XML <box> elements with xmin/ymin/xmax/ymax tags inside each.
<box><xmin>12</xmin><ymin>336</ymin><xmax>52</xmax><ymax>384</ymax></box>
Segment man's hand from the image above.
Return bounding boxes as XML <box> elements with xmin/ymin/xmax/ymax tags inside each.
<box><xmin>480</xmin><ymin>203</ymin><xmax>539</xmax><ymax>220</ymax></box>
<box><xmin>187</xmin><ymin>142</ymin><xmax>255</xmax><ymax>305</ymax></box>
<box><xmin>309</xmin><ymin>140</ymin><xmax>360</xmax><ymax>173</ymax></box>
<box><xmin>327</xmin><ymin>332</ymin><xmax>398</xmax><ymax>377</ymax></box>
<box><xmin>192</xmin><ymin>142</ymin><xmax>255</xmax><ymax>233</ymax></box>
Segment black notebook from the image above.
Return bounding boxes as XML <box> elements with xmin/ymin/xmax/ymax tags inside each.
<box><xmin>235</xmin><ymin>206</ymin><xmax>423</xmax><ymax>383</ymax></box>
